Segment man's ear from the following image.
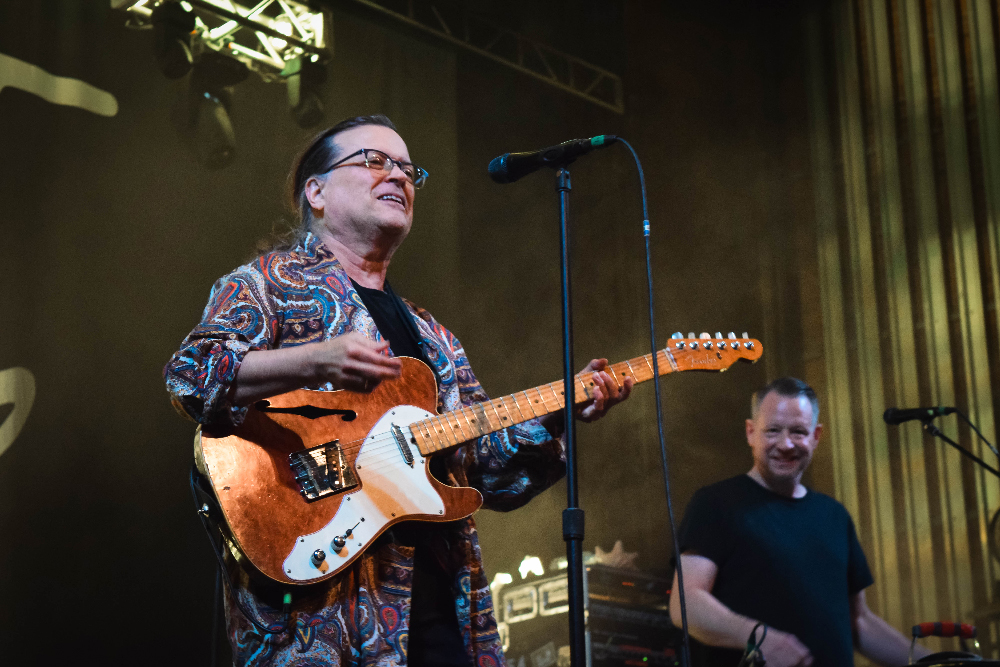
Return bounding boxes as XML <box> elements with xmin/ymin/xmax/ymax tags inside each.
<box><xmin>812</xmin><ymin>423</ymin><xmax>824</xmax><ymax>443</ymax></box>
<box><xmin>304</xmin><ymin>175</ymin><xmax>325</xmax><ymax>214</ymax></box>
<box><xmin>745</xmin><ymin>418</ymin><xmax>755</xmax><ymax>445</ymax></box>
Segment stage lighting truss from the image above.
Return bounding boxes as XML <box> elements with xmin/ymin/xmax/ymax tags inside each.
<box><xmin>114</xmin><ymin>0</ymin><xmax>331</xmax><ymax>82</ymax></box>
<box><xmin>344</xmin><ymin>0</ymin><xmax>624</xmax><ymax>115</ymax></box>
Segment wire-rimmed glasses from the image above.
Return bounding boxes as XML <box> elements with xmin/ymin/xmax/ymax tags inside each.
<box><xmin>325</xmin><ymin>148</ymin><xmax>428</xmax><ymax>189</ymax></box>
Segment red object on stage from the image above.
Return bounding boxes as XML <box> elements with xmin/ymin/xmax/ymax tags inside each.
<box><xmin>911</xmin><ymin>622</ymin><xmax>977</xmax><ymax>639</ymax></box>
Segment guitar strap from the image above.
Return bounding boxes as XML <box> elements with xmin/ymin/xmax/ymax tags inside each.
<box><xmin>382</xmin><ymin>280</ymin><xmax>438</xmax><ymax>384</ymax></box>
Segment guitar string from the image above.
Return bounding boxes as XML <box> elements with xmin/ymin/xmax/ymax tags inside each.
<box><xmin>328</xmin><ymin>350</ymin><xmax>669</xmax><ymax>457</ymax></box>
<box><xmin>284</xmin><ymin>344</ymin><xmax>745</xmax><ymax>477</ymax></box>
<box><xmin>301</xmin><ymin>366</ymin><xmax>639</xmax><ymax>477</ymax></box>
<box><xmin>292</xmin><ymin>349</ymin><xmax>679</xmax><ymax>473</ymax></box>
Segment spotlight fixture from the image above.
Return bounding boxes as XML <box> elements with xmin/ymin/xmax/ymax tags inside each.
<box><xmin>151</xmin><ymin>1</ymin><xmax>195</xmax><ymax>79</ymax></box>
<box><xmin>114</xmin><ymin>0</ymin><xmax>332</xmax><ymax>163</ymax></box>
<box><xmin>285</xmin><ymin>56</ymin><xmax>326</xmax><ymax>128</ymax></box>
<box><xmin>114</xmin><ymin>0</ymin><xmax>330</xmax><ymax>78</ymax></box>
<box><xmin>185</xmin><ymin>51</ymin><xmax>250</xmax><ymax>168</ymax></box>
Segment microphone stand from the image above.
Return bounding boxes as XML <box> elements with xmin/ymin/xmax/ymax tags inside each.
<box><xmin>921</xmin><ymin>418</ymin><xmax>1000</xmax><ymax>479</ymax></box>
<box><xmin>555</xmin><ymin>165</ymin><xmax>588</xmax><ymax>667</ymax></box>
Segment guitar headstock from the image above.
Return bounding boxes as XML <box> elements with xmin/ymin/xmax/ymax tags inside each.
<box><xmin>663</xmin><ymin>331</ymin><xmax>763</xmax><ymax>372</ymax></box>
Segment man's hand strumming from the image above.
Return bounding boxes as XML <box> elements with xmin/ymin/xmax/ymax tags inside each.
<box><xmin>303</xmin><ymin>332</ymin><xmax>402</xmax><ymax>393</ymax></box>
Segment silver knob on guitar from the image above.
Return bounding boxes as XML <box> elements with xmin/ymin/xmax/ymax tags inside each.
<box><xmin>311</xmin><ymin>549</ymin><xmax>326</xmax><ymax>566</ymax></box>
<box><xmin>332</xmin><ymin>535</ymin><xmax>346</xmax><ymax>553</ymax></box>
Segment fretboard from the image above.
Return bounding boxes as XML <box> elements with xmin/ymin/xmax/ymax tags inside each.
<box><xmin>409</xmin><ymin>349</ymin><xmax>677</xmax><ymax>455</ymax></box>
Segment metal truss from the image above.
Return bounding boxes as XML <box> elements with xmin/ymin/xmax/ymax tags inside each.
<box><xmin>337</xmin><ymin>0</ymin><xmax>624</xmax><ymax>114</ymax></box>
<box><xmin>114</xmin><ymin>0</ymin><xmax>331</xmax><ymax>81</ymax></box>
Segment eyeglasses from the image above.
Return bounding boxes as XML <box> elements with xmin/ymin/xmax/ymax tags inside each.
<box><xmin>324</xmin><ymin>148</ymin><xmax>428</xmax><ymax>189</ymax></box>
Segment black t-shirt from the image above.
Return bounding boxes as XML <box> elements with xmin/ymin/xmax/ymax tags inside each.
<box><xmin>677</xmin><ymin>474</ymin><xmax>873</xmax><ymax>667</ymax></box>
<box><xmin>351</xmin><ymin>280</ymin><xmax>470</xmax><ymax>667</ymax></box>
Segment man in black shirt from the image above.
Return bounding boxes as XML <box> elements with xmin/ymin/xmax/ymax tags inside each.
<box><xmin>670</xmin><ymin>377</ymin><xmax>926</xmax><ymax>667</ymax></box>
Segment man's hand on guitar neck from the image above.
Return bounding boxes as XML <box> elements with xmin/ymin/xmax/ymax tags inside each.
<box><xmin>577</xmin><ymin>358</ymin><xmax>634</xmax><ymax>421</ymax></box>
<box><xmin>540</xmin><ymin>358</ymin><xmax>634</xmax><ymax>437</ymax></box>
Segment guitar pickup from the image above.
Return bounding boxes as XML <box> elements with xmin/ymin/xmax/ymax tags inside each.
<box><xmin>391</xmin><ymin>423</ymin><xmax>414</xmax><ymax>467</ymax></box>
<box><xmin>288</xmin><ymin>440</ymin><xmax>358</xmax><ymax>501</ymax></box>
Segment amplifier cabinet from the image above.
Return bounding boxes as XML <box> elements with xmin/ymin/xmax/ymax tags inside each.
<box><xmin>498</xmin><ymin>565</ymin><xmax>681</xmax><ymax>667</ymax></box>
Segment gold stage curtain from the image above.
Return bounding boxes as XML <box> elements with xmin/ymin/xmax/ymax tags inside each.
<box><xmin>802</xmin><ymin>0</ymin><xmax>1000</xmax><ymax>656</ymax></box>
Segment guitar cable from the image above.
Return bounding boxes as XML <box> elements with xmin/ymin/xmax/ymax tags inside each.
<box><xmin>616</xmin><ymin>138</ymin><xmax>693</xmax><ymax>667</ymax></box>
<box><xmin>189</xmin><ymin>467</ymin><xmax>293</xmax><ymax>645</ymax></box>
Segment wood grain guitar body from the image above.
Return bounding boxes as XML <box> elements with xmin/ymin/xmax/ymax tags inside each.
<box><xmin>197</xmin><ymin>357</ymin><xmax>483</xmax><ymax>586</ymax></box>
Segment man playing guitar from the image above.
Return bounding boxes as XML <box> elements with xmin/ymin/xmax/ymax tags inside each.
<box><xmin>164</xmin><ymin>115</ymin><xmax>631</xmax><ymax>666</ymax></box>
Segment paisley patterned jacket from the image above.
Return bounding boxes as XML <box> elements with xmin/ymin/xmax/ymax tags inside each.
<box><xmin>164</xmin><ymin>233</ymin><xmax>566</xmax><ymax>667</ymax></box>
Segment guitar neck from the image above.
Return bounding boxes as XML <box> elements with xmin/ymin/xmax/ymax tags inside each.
<box><xmin>409</xmin><ymin>334</ymin><xmax>761</xmax><ymax>456</ymax></box>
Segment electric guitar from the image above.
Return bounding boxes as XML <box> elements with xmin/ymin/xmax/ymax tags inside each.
<box><xmin>195</xmin><ymin>332</ymin><xmax>762</xmax><ymax>585</ymax></box>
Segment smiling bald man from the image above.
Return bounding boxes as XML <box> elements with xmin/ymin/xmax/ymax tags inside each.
<box><xmin>670</xmin><ymin>377</ymin><xmax>926</xmax><ymax>667</ymax></box>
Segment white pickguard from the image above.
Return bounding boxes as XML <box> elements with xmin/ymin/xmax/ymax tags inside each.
<box><xmin>282</xmin><ymin>404</ymin><xmax>443</xmax><ymax>582</ymax></box>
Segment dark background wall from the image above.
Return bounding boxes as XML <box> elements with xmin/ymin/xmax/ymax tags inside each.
<box><xmin>0</xmin><ymin>1</ymin><xmax>813</xmax><ymax>663</ymax></box>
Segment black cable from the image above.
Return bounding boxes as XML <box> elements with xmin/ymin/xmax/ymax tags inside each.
<box><xmin>189</xmin><ymin>467</ymin><xmax>291</xmax><ymax>639</ymax></box>
<box><xmin>616</xmin><ymin>138</ymin><xmax>692</xmax><ymax>667</ymax></box>
<box><xmin>211</xmin><ymin>567</ymin><xmax>221</xmax><ymax>667</ymax></box>
<box><xmin>954</xmin><ymin>409</ymin><xmax>1000</xmax><ymax>460</ymax></box>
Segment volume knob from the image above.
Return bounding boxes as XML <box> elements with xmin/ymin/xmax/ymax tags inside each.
<box><xmin>311</xmin><ymin>549</ymin><xmax>326</xmax><ymax>566</ymax></box>
<box><xmin>332</xmin><ymin>535</ymin><xmax>346</xmax><ymax>552</ymax></box>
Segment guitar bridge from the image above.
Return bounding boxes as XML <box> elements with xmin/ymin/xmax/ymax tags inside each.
<box><xmin>289</xmin><ymin>440</ymin><xmax>359</xmax><ymax>501</ymax></box>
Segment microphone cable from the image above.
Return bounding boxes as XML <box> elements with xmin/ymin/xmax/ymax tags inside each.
<box><xmin>615</xmin><ymin>138</ymin><xmax>692</xmax><ymax>667</ymax></box>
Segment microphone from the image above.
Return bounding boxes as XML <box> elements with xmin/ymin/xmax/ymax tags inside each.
<box><xmin>488</xmin><ymin>135</ymin><xmax>618</xmax><ymax>184</ymax></box>
<box><xmin>883</xmin><ymin>406</ymin><xmax>956</xmax><ymax>425</ymax></box>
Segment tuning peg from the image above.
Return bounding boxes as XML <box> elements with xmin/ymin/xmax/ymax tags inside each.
<box><xmin>714</xmin><ymin>332</ymin><xmax>722</xmax><ymax>339</ymax></box>
<box><xmin>727</xmin><ymin>332</ymin><xmax>736</xmax><ymax>339</ymax></box>
<box><xmin>699</xmin><ymin>332</ymin><xmax>710</xmax><ymax>339</ymax></box>
<box><xmin>741</xmin><ymin>332</ymin><xmax>748</xmax><ymax>339</ymax></box>
<box><xmin>671</xmin><ymin>332</ymin><xmax>683</xmax><ymax>339</ymax></box>
<box><xmin>687</xmin><ymin>332</ymin><xmax>696</xmax><ymax>339</ymax></box>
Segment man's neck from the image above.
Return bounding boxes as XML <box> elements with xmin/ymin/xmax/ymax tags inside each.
<box><xmin>316</xmin><ymin>231</ymin><xmax>393</xmax><ymax>290</ymax></box>
<box><xmin>746</xmin><ymin>469</ymin><xmax>807</xmax><ymax>499</ymax></box>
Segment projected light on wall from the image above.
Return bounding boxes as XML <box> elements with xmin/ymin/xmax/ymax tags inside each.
<box><xmin>0</xmin><ymin>367</ymin><xmax>35</xmax><ymax>462</ymax></box>
<box><xmin>113</xmin><ymin>0</ymin><xmax>331</xmax><ymax>167</ymax></box>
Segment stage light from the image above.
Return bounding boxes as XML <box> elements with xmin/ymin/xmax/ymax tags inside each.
<box><xmin>490</xmin><ymin>572</ymin><xmax>514</xmax><ymax>592</ymax></box>
<box><xmin>190</xmin><ymin>91</ymin><xmax>236</xmax><ymax>169</ymax></box>
<box><xmin>518</xmin><ymin>556</ymin><xmax>545</xmax><ymax>579</ymax></box>
<box><xmin>114</xmin><ymin>0</ymin><xmax>331</xmax><ymax>167</ymax></box>
<box><xmin>285</xmin><ymin>56</ymin><xmax>326</xmax><ymax>128</ymax></box>
<box><xmin>151</xmin><ymin>2</ymin><xmax>195</xmax><ymax>79</ymax></box>
<box><xmin>270</xmin><ymin>15</ymin><xmax>294</xmax><ymax>50</ymax></box>
<box><xmin>183</xmin><ymin>51</ymin><xmax>249</xmax><ymax>169</ymax></box>
<box><xmin>110</xmin><ymin>0</ymin><xmax>151</xmax><ymax>12</ymax></box>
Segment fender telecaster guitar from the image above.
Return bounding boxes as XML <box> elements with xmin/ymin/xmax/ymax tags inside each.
<box><xmin>195</xmin><ymin>332</ymin><xmax>762</xmax><ymax>585</ymax></box>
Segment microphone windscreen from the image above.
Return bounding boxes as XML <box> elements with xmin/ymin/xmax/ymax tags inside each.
<box><xmin>488</xmin><ymin>154</ymin><xmax>511</xmax><ymax>184</ymax></box>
